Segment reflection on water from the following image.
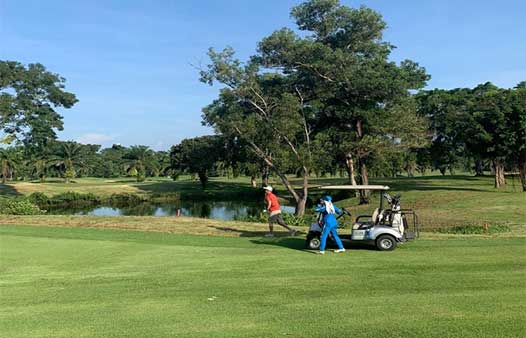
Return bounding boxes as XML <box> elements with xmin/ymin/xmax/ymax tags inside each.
<box><xmin>47</xmin><ymin>200</ymin><xmax>295</xmax><ymax>221</ymax></box>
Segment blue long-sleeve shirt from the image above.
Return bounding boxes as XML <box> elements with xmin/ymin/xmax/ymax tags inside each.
<box><xmin>315</xmin><ymin>204</ymin><xmax>342</xmax><ymax>227</ymax></box>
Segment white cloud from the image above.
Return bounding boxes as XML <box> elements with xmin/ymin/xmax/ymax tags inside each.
<box><xmin>76</xmin><ymin>133</ymin><xmax>114</xmax><ymax>145</ymax></box>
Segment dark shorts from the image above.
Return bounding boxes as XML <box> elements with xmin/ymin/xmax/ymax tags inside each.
<box><xmin>269</xmin><ymin>213</ymin><xmax>286</xmax><ymax>225</ymax></box>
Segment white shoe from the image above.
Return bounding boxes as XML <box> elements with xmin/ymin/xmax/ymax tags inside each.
<box><xmin>334</xmin><ymin>249</ymin><xmax>346</xmax><ymax>253</ymax></box>
<box><xmin>264</xmin><ymin>233</ymin><xmax>274</xmax><ymax>237</ymax></box>
<box><xmin>317</xmin><ymin>251</ymin><xmax>325</xmax><ymax>255</ymax></box>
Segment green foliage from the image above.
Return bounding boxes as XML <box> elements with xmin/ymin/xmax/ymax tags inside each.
<box><xmin>235</xmin><ymin>211</ymin><xmax>313</xmax><ymax>227</ymax></box>
<box><xmin>0</xmin><ymin>61</ymin><xmax>77</xmax><ymax>146</ymax></box>
<box><xmin>201</xmin><ymin>0</ymin><xmax>430</xmax><ymax>207</ymax></box>
<box><xmin>27</xmin><ymin>192</ymin><xmax>50</xmax><ymax>205</ymax></box>
<box><xmin>48</xmin><ymin>192</ymin><xmax>100</xmax><ymax>205</ymax></box>
<box><xmin>170</xmin><ymin>135</ymin><xmax>225</xmax><ymax>188</ymax></box>
<box><xmin>123</xmin><ymin>145</ymin><xmax>157</xmax><ymax>182</ymax></box>
<box><xmin>105</xmin><ymin>193</ymin><xmax>150</xmax><ymax>205</ymax></box>
<box><xmin>0</xmin><ymin>197</ymin><xmax>43</xmax><ymax>215</ymax></box>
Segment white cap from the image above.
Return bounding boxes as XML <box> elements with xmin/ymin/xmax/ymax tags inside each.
<box><xmin>263</xmin><ymin>186</ymin><xmax>273</xmax><ymax>192</ymax></box>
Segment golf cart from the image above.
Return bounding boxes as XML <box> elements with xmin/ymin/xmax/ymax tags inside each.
<box><xmin>306</xmin><ymin>185</ymin><xmax>420</xmax><ymax>251</ymax></box>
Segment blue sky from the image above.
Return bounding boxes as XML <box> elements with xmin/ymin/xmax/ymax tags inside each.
<box><xmin>1</xmin><ymin>0</ymin><xmax>525</xmax><ymax>150</ymax></box>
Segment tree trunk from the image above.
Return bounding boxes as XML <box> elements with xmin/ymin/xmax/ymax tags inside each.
<box><xmin>250</xmin><ymin>176</ymin><xmax>257</xmax><ymax>188</ymax></box>
<box><xmin>518</xmin><ymin>160</ymin><xmax>526</xmax><ymax>192</ymax></box>
<box><xmin>356</xmin><ymin>120</ymin><xmax>370</xmax><ymax>204</ymax></box>
<box><xmin>198</xmin><ymin>171</ymin><xmax>208</xmax><ymax>189</ymax></box>
<box><xmin>261</xmin><ymin>165</ymin><xmax>269</xmax><ymax>187</ymax></box>
<box><xmin>294</xmin><ymin>168</ymin><xmax>309</xmax><ymax>217</ymax></box>
<box><xmin>358</xmin><ymin>158</ymin><xmax>370</xmax><ymax>204</ymax></box>
<box><xmin>492</xmin><ymin>159</ymin><xmax>506</xmax><ymax>188</ymax></box>
<box><xmin>345</xmin><ymin>153</ymin><xmax>358</xmax><ymax>185</ymax></box>
<box><xmin>474</xmin><ymin>158</ymin><xmax>484</xmax><ymax>176</ymax></box>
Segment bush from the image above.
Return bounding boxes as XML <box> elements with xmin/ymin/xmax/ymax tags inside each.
<box><xmin>51</xmin><ymin>192</ymin><xmax>100</xmax><ymax>205</ymax></box>
<box><xmin>235</xmin><ymin>211</ymin><xmax>313</xmax><ymax>227</ymax></box>
<box><xmin>27</xmin><ymin>192</ymin><xmax>49</xmax><ymax>205</ymax></box>
<box><xmin>0</xmin><ymin>198</ymin><xmax>44</xmax><ymax>215</ymax></box>
<box><xmin>105</xmin><ymin>193</ymin><xmax>150</xmax><ymax>205</ymax></box>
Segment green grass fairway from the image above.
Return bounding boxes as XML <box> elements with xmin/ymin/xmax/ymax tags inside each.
<box><xmin>1</xmin><ymin>225</ymin><xmax>525</xmax><ymax>338</ymax></box>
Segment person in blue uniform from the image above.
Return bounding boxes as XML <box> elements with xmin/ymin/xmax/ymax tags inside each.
<box><xmin>315</xmin><ymin>195</ymin><xmax>346</xmax><ymax>254</ymax></box>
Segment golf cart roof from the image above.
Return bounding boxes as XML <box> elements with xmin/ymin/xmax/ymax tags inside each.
<box><xmin>318</xmin><ymin>185</ymin><xmax>390</xmax><ymax>191</ymax></box>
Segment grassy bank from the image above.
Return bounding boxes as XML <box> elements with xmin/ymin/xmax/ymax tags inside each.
<box><xmin>1</xmin><ymin>225</ymin><xmax>525</xmax><ymax>338</ymax></box>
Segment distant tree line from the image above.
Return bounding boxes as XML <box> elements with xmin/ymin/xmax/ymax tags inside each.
<box><xmin>0</xmin><ymin>142</ymin><xmax>172</xmax><ymax>183</ymax></box>
<box><xmin>1</xmin><ymin>1</ymin><xmax>525</xmax><ymax>217</ymax></box>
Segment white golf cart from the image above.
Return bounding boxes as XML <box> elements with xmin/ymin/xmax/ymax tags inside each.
<box><xmin>306</xmin><ymin>185</ymin><xmax>420</xmax><ymax>251</ymax></box>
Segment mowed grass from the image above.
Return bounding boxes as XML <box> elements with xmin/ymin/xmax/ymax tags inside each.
<box><xmin>1</xmin><ymin>225</ymin><xmax>525</xmax><ymax>338</ymax></box>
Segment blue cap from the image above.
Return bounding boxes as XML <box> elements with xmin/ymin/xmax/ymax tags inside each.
<box><xmin>322</xmin><ymin>195</ymin><xmax>332</xmax><ymax>202</ymax></box>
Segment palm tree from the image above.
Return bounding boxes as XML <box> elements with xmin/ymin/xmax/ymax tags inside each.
<box><xmin>124</xmin><ymin>146</ymin><xmax>156</xmax><ymax>182</ymax></box>
<box><xmin>51</xmin><ymin>142</ymin><xmax>88</xmax><ymax>183</ymax></box>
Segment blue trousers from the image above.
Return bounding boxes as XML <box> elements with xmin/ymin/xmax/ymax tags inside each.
<box><xmin>320</xmin><ymin>223</ymin><xmax>344</xmax><ymax>251</ymax></box>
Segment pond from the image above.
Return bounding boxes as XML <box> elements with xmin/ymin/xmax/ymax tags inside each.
<box><xmin>46</xmin><ymin>200</ymin><xmax>296</xmax><ymax>221</ymax></box>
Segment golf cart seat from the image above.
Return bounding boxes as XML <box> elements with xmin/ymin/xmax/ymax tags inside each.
<box><xmin>353</xmin><ymin>208</ymin><xmax>380</xmax><ymax>229</ymax></box>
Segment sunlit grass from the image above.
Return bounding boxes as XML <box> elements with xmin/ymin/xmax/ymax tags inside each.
<box><xmin>0</xmin><ymin>225</ymin><xmax>524</xmax><ymax>338</ymax></box>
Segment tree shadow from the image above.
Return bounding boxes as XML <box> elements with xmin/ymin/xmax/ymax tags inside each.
<box><xmin>250</xmin><ymin>237</ymin><xmax>308</xmax><ymax>252</ymax></box>
<box><xmin>249</xmin><ymin>237</ymin><xmax>377</xmax><ymax>252</ymax></box>
<box><xmin>208</xmin><ymin>226</ymin><xmax>284</xmax><ymax>237</ymax></box>
<box><xmin>0</xmin><ymin>183</ymin><xmax>21</xmax><ymax>196</ymax></box>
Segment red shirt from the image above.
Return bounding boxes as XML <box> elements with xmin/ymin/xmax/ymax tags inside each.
<box><xmin>265</xmin><ymin>192</ymin><xmax>281</xmax><ymax>212</ymax></box>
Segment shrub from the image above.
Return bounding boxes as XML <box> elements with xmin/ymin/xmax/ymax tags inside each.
<box><xmin>27</xmin><ymin>192</ymin><xmax>49</xmax><ymax>206</ymax></box>
<box><xmin>0</xmin><ymin>198</ymin><xmax>44</xmax><ymax>215</ymax></box>
<box><xmin>105</xmin><ymin>193</ymin><xmax>150</xmax><ymax>205</ymax></box>
<box><xmin>51</xmin><ymin>192</ymin><xmax>100</xmax><ymax>205</ymax></box>
<box><xmin>235</xmin><ymin>211</ymin><xmax>313</xmax><ymax>227</ymax></box>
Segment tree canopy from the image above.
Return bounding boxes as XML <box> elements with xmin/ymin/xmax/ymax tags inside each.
<box><xmin>0</xmin><ymin>61</ymin><xmax>77</xmax><ymax>147</ymax></box>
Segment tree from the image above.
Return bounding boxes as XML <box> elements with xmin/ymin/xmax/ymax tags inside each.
<box><xmin>201</xmin><ymin>49</ymin><xmax>317</xmax><ymax>215</ymax></box>
<box><xmin>170</xmin><ymin>136</ymin><xmax>225</xmax><ymax>188</ymax></box>
<box><xmin>123</xmin><ymin>146</ymin><xmax>156</xmax><ymax>182</ymax></box>
<box><xmin>0</xmin><ymin>147</ymin><xmax>20</xmax><ymax>183</ymax></box>
<box><xmin>93</xmin><ymin>144</ymin><xmax>128</xmax><ymax>178</ymax></box>
<box><xmin>507</xmin><ymin>83</ymin><xmax>526</xmax><ymax>191</ymax></box>
<box><xmin>50</xmin><ymin>141</ymin><xmax>99</xmax><ymax>183</ymax></box>
<box><xmin>256</xmin><ymin>0</ymin><xmax>429</xmax><ymax>203</ymax></box>
<box><xmin>0</xmin><ymin>61</ymin><xmax>77</xmax><ymax>147</ymax></box>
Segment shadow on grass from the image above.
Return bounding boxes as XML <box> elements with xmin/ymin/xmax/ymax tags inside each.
<box><xmin>0</xmin><ymin>183</ymin><xmax>21</xmax><ymax>196</ymax></box>
<box><xmin>250</xmin><ymin>237</ymin><xmax>308</xmax><ymax>252</ymax></box>
<box><xmin>249</xmin><ymin>237</ymin><xmax>377</xmax><ymax>253</ymax></box>
<box><xmin>208</xmin><ymin>226</ymin><xmax>275</xmax><ymax>237</ymax></box>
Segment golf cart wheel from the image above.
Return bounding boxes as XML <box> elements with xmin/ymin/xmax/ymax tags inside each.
<box><xmin>376</xmin><ymin>235</ymin><xmax>397</xmax><ymax>251</ymax></box>
<box><xmin>306</xmin><ymin>235</ymin><xmax>321</xmax><ymax>250</ymax></box>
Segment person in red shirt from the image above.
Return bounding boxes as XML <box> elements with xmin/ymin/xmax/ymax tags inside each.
<box><xmin>263</xmin><ymin>186</ymin><xmax>297</xmax><ymax>237</ymax></box>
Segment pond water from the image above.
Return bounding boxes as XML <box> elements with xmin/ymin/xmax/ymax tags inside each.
<box><xmin>46</xmin><ymin>200</ymin><xmax>295</xmax><ymax>221</ymax></box>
